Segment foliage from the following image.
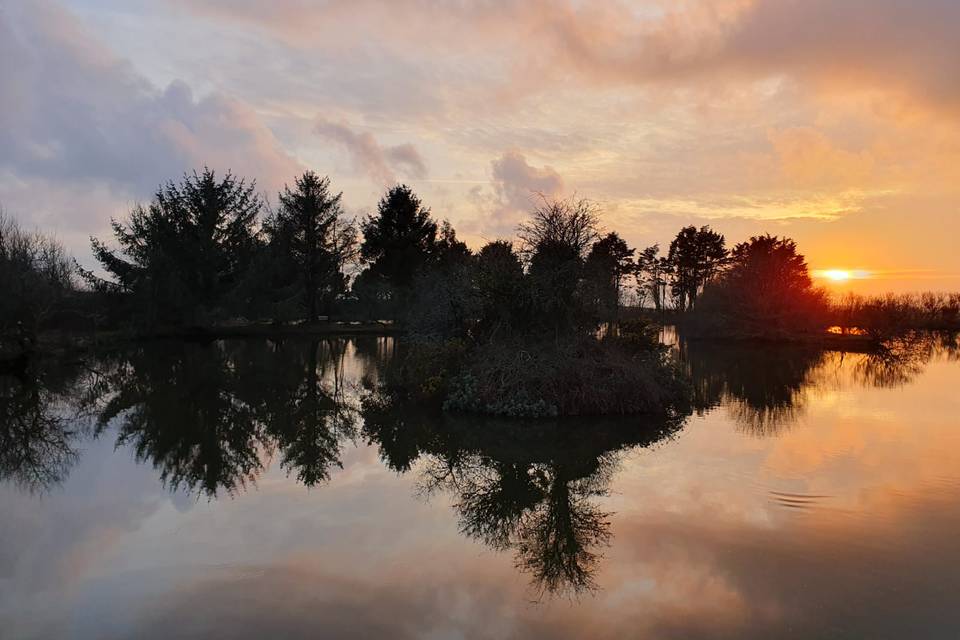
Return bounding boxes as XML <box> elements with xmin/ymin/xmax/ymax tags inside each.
<box><xmin>583</xmin><ymin>232</ymin><xmax>635</xmax><ymax>322</ymax></box>
<box><xmin>358</xmin><ymin>184</ymin><xmax>439</xmax><ymax>304</ymax></box>
<box><xmin>81</xmin><ymin>168</ymin><xmax>260</xmax><ymax>326</ymax></box>
<box><xmin>831</xmin><ymin>292</ymin><xmax>960</xmax><ymax>336</ymax></box>
<box><xmin>473</xmin><ymin>240</ymin><xmax>527</xmax><ymax>341</ymax></box>
<box><xmin>690</xmin><ymin>234</ymin><xmax>829</xmax><ymax>337</ymax></box>
<box><xmin>517</xmin><ymin>195</ymin><xmax>600</xmax><ymax>261</ymax></box>
<box><xmin>384</xmin><ymin>338</ymin><xmax>468</xmax><ymax>400</ymax></box>
<box><xmin>443</xmin><ymin>332</ymin><xmax>689</xmax><ymax>418</ymax></box>
<box><xmin>0</xmin><ymin>211</ymin><xmax>74</xmax><ymax>342</ymax></box>
<box><xmin>635</xmin><ymin>244</ymin><xmax>669</xmax><ymax>311</ymax></box>
<box><xmin>261</xmin><ymin>171</ymin><xmax>356</xmax><ymax>321</ymax></box>
<box><xmin>667</xmin><ymin>225</ymin><xmax>728</xmax><ymax>311</ymax></box>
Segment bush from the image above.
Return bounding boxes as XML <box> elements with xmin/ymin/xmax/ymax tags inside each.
<box><xmin>385</xmin><ymin>338</ymin><xmax>467</xmax><ymax>400</ymax></box>
<box><xmin>443</xmin><ymin>336</ymin><xmax>690</xmax><ymax>418</ymax></box>
<box><xmin>0</xmin><ymin>212</ymin><xmax>74</xmax><ymax>343</ymax></box>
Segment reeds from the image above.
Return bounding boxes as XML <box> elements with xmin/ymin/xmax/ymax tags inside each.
<box><xmin>830</xmin><ymin>292</ymin><xmax>960</xmax><ymax>334</ymax></box>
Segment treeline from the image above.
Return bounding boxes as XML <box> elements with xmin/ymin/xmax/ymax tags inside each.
<box><xmin>3</xmin><ymin>167</ymin><xmax>958</xmax><ymax>352</ymax></box>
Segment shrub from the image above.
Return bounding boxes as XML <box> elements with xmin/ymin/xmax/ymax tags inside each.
<box><xmin>443</xmin><ymin>337</ymin><xmax>690</xmax><ymax>418</ymax></box>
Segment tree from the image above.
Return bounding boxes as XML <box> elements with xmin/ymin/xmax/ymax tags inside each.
<box><xmin>667</xmin><ymin>225</ymin><xmax>727</xmax><ymax>311</ymax></box>
<box><xmin>584</xmin><ymin>232</ymin><xmax>634</xmax><ymax>321</ymax></box>
<box><xmin>518</xmin><ymin>196</ymin><xmax>601</xmax><ymax>338</ymax></box>
<box><xmin>264</xmin><ymin>172</ymin><xmax>356</xmax><ymax>322</ymax></box>
<box><xmin>82</xmin><ymin>168</ymin><xmax>260</xmax><ymax>325</ymax></box>
<box><xmin>433</xmin><ymin>220</ymin><xmax>470</xmax><ymax>269</ymax></box>
<box><xmin>0</xmin><ymin>210</ymin><xmax>74</xmax><ymax>341</ymax></box>
<box><xmin>517</xmin><ymin>196</ymin><xmax>600</xmax><ymax>261</ymax></box>
<box><xmin>635</xmin><ymin>244</ymin><xmax>669</xmax><ymax>312</ymax></box>
<box><xmin>359</xmin><ymin>185</ymin><xmax>438</xmax><ymax>297</ymax></box>
<box><xmin>696</xmin><ymin>234</ymin><xmax>828</xmax><ymax>334</ymax></box>
<box><xmin>474</xmin><ymin>240</ymin><xmax>525</xmax><ymax>340</ymax></box>
<box><xmin>405</xmin><ymin>220</ymin><xmax>475</xmax><ymax>337</ymax></box>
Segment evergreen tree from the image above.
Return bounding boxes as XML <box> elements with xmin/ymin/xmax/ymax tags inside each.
<box><xmin>82</xmin><ymin>168</ymin><xmax>260</xmax><ymax>325</ymax></box>
<box><xmin>359</xmin><ymin>185</ymin><xmax>438</xmax><ymax>297</ymax></box>
<box><xmin>584</xmin><ymin>232</ymin><xmax>635</xmax><ymax>321</ymax></box>
<box><xmin>264</xmin><ymin>172</ymin><xmax>355</xmax><ymax>322</ymax></box>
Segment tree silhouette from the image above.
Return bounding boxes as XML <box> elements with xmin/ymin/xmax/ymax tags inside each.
<box><xmin>0</xmin><ymin>211</ymin><xmax>74</xmax><ymax>342</ymax></box>
<box><xmin>667</xmin><ymin>225</ymin><xmax>728</xmax><ymax>311</ymax></box>
<box><xmin>403</xmin><ymin>221</ymin><xmax>475</xmax><ymax>339</ymax></box>
<box><xmin>517</xmin><ymin>196</ymin><xmax>600</xmax><ymax>261</ymax></box>
<box><xmin>636</xmin><ymin>244</ymin><xmax>669</xmax><ymax>311</ymax></box>
<box><xmin>82</xmin><ymin>169</ymin><xmax>260</xmax><ymax>325</ymax></box>
<box><xmin>358</xmin><ymin>185</ymin><xmax>438</xmax><ymax>302</ymax></box>
<box><xmin>584</xmin><ymin>232</ymin><xmax>635</xmax><ymax>322</ymax></box>
<box><xmin>474</xmin><ymin>240</ymin><xmax>526</xmax><ymax>341</ymax></box>
<box><xmin>695</xmin><ymin>234</ymin><xmax>828</xmax><ymax>335</ymax></box>
<box><xmin>519</xmin><ymin>196</ymin><xmax>601</xmax><ymax>337</ymax></box>
<box><xmin>264</xmin><ymin>172</ymin><xmax>356</xmax><ymax>322</ymax></box>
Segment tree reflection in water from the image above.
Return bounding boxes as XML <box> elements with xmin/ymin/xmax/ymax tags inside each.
<box><xmin>677</xmin><ymin>331</ymin><xmax>959</xmax><ymax>436</ymax></box>
<box><xmin>2</xmin><ymin>332</ymin><xmax>956</xmax><ymax>595</ymax></box>
<box><xmin>0</xmin><ymin>361</ymin><xmax>89</xmax><ymax>492</ymax></box>
<box><xmin>363</xmin><ymin>395</ymin><xmax>687</xmax><ymax>596</ymax></box>
<box><xmin>679</xmin><ymin>339</ymin><xmax>826</xmax><ymax>435</ymax></box>
<box><xmin>89</xmin><ymin>339</ymin><xmax>358</xmax><ymax>497</ymax></box>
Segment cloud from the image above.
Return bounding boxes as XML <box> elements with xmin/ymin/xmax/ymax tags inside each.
<box><xmin>314</xmin><ymin>118</ymin><xmax>427</xmax><ymax>187</ymax></box>
<box><xmin>0</xmin><ymin>0</ymin><xmax>301</xmax><ymax>254</ymax></box>
<box><xmin>174</xmin><ymin>0</ymin><xmax>960</xmax><ymax>115</ymax></box>
<box><xmin>492</xmin><ymin>151</ymin><xmax>564</xmax><ymax>210</ymax></box>
<box><xmin>5</xmin><ymin>0</ymin><xmax>960</xmax><ymax>290</ymax></box>
<box><xmin>767</xmin><ymin>127</ymin><xmax>876</xmax><ymax>190</ymax></box>
<box><xmin>465</xmin><ymin>151</ymin><xmax>565</xmax><ymax>239</ymax></box>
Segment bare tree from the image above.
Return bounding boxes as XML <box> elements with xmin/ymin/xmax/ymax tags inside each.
<box><xmin>517</xmin><ymin>195</ymin><xmax>601</xmax><ymax>261</ymax></box>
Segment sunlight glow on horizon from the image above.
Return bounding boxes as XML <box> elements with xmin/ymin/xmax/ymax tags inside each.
<box><xmin>814</xmin><ymin>269</ymin><xmax>872</xmax><ymax>283</ymax></box>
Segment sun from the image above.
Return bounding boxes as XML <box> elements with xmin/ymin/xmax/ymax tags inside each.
<box><xmin>822</xmin><ymin>269</ymin><xmax>851</xmax><ymax>282</ymax></box>
<box><xmin>813</xmin><ymin>268</ymin><xmax>871</xmax><ymax>283</ymax></box>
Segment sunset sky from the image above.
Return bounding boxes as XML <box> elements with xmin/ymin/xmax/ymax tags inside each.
<box><xmin>2</xmin><ymin>0</ymin><xmax>959</xmax><ymax>293</ymax></box>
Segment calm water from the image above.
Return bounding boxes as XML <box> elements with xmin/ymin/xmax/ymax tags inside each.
<box><xmin>2</xmin><ymin>334</ymin><xmax>959</xmax><ymax>639</ymax></box>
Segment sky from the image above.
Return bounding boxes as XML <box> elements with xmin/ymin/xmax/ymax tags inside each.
<box><xmin>1</xmin><ymin>0</ymin><xmax>959</xmax><ymax>294</ymax></box>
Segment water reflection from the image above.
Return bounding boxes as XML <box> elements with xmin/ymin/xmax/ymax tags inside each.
<box><xmin>363</xmin><ymin>397</ymin><xmax>686</xmax><ymax>595</ymax></box>
<box><xmin>86</xmin><ymin>340</ymin><xmax>360</xmax><ymax>496</ymax></box>
<box><xmin>677</xmin><ymin>331</ymin><xmax>959</xmax><ymax>435</ymax></box>
<box><xmin>0</xmin><ymin>361</ymin><xmax>89</xmax><ymax>492</ymax></box>
<box><xmin>0</xmin><ymin>331</ymin><xmax>957</xmax><ymax>607</ymax></box>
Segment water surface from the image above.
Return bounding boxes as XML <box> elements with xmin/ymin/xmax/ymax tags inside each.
<box><xmin>2</xmin><ymin>334</ymin><xmax>959</xmax><ymax>639</ymax></box>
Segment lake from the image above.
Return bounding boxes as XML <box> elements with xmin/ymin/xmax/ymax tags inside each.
<box><xmin>1</xmin><ymin>333</ymin><xmax>959</xmax><ymax>639</ymax></box>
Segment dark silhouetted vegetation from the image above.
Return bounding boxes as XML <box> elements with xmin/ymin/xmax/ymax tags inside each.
<box><xmin>3</xmin><ymin>166</ymin><xmax>958</xmax><ymax>411</ymax></box>
<box><xmin>361</xmin><ymin>388</ymin><xmax>687</xmax><ymax>596</ymax></box>
<box><xmin>667</xmin><ymin>225</ymin><xmax>728</xmax><ymax>311</ymax></box>
<box><xmin>80</xmin><ymin>168</ymin><xmax>261</xmax><ymax>327</ymax></box>
<box><xmin>355</xmin><ymin>184</ymin><xmax>440</xmax><ymax>316</ymax></box>
<box><xmin>258</xmin><ymin>172</ymin><xmax>357</xmax><ymax>322</ymax></box>
<box><xmin>380</xmin><ymin>195</ymin><xmax>691</xmax><ymax>417</ymax></box>
<box><xmin>0</xmin><ymin>211</ymin><xmax>76</xmax><ymax>358</ymax></box>
<box><xmin>687</xmin><ymin>234</ymin><xmax>830</xmax><ymax>339</ymax></box>
<box><xmin>830</xmin><ymin>292</ymin><xmax>960</xmax><ymax>337</ymax></box>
